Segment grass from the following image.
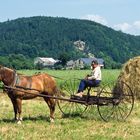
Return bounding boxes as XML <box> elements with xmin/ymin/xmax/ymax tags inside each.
<box><xmin>18</xmin><ymin>69</ymin><xmax>120</xmax><ymax>87</ymax></box>
<box><xmin>0</xmin><ymin>69</ymin><xmax>139</xmax><ymax>140</ymax></box>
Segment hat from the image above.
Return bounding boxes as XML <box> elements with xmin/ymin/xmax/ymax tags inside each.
<box><xmin>91</xmin><ymin>60</ymin><xmax>98</xmax><ymax>65</ymax></box>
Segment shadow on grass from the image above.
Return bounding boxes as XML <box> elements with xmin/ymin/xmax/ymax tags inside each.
<box><xmin>23</xmin><ymin>115</ymin><xmax>50</xmax><ymax>122</ymax></box>
<box><xmin>0</xmin><ymin>118</ymin><xmax>15</xmax><ymax>123</ymax></box>
<box><xmin>0</xmin><ymin>115</ymin><xmax>50</xmax><ymax>123</ymax></box>
<box><xmin>61</xmin><ymin>112</ymin><xmax>102</xmax><ymax>122</ymax></box>
<box><xmin>61</xmin><ymin>113</ymin><xmax>82</xmax><ymax>118</ymax></box>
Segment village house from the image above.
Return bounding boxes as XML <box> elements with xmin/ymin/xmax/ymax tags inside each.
<box><xmin>76</xmin><ymin>58</ymin><xmax>104</xmax><ymax>68</ymax></box>
<box><xmin>66</xmin><ymin>60</ymin><xmax>75</xmax><ymax>69</ymax></box>
<box><xmin>34</xmin><ymin>57</ymin><xmax>57</xmax><ymax>67</ymax></box>
<box><xmin>67</xmin><ymin>58</ymin><xmax>104</xmax><ymax>69</ymax></box>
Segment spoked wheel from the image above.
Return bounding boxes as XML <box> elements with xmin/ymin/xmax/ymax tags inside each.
<box><xmin>82</xmin><ymin>86</ymin><xmax>102</xmax><ymax>120</ymax></box>
<box><xmin>97</xmin><ymin>82</ymin><xmax>134</xmax><ymax>122</ymax></box>
<box><xmin>58</xmin><ymin>78</ymin><xmax>88</xmax><ymax>116</ymax></box>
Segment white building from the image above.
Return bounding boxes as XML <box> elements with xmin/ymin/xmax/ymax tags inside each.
<box><xmin>34</xmin><ymin>57</ymin><xmax>57</xmax><ymax>66</ymax></box>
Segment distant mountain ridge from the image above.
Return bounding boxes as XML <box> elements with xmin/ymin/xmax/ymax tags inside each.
<box><xmin>0</xmin><ymin>16</ymin><xmax>140</xmax><ymax>69</ymax></box>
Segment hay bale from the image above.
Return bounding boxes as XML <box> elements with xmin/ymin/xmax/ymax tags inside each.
<box><xmin>113</xmin><ymin>56</ymin><xmax>140</xmax><ymax>99</ymax></box>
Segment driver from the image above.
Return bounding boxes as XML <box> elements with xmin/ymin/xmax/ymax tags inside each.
<box><xmin>76</xmin><ymin>60</ymin><xmax>102</xmax><ymax>97</ymax></box>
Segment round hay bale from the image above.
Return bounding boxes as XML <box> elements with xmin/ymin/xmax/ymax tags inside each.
<box><xmin>113</xmin><ymin>56</ymin><xmax>140</xmax><ymax>100</ymax></box>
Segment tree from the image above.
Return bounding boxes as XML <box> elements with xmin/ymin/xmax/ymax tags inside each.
<box><xmin>58</xmin><ymin>53</ymin><xmax>70</xmax><ymax>67</ymax></box>
<box><xmin>0</xmin><ymin>16</ymin><xmax>140</xmax><ymax>69</ymax></box>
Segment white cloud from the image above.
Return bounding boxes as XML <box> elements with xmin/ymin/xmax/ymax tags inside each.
<box><xmin>113</xmin><ymin>23</ymin><xmax>132</xmax><ymax>32</ymax></box>
<box><xmin>114</xmin><ymin>21</ymin><xmax>140</xmax><ymax>35</ymax></box>
<box><xmin>81</xmin><ymin>14</ymin><xmax>108</xmax><ymax>25</ymax></box>
<box><xmin>133</xmin><ymin>21</ymin><xmax>140</xmax><ymax>29</ymax></box>
<box><xmin>81</xmin><ymin>14</ymin><xmax>140</xmax><ymax>35</ymax></box>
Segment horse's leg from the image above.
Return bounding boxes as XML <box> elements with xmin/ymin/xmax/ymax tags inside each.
<box><xmin>10</xmin><ymin>98</ymin><xmax>18</xmax><ymax>121</ymax></box>
<box><xmin>43</xmin><ymin>97</ymin><xmax>56</xmax><ymax>123</ymax></box>
<box><xmin>49</xmin><ymin>98</ymin><xmax>56</xmax><ymax>122</ymax></box>
<box><xmin>16</xmin><ymin>98</ymin><xmax>22</xmax><ymax>124</ymax></box>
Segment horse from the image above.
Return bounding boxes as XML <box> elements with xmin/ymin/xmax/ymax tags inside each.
<box><xmin>0</xmin><ymin>65</ymin><xmax>58</xmax><ymax>124</ymax></box>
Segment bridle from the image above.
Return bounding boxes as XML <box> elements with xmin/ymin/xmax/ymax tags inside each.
<box><xmin>0</xmin><ymin>66</ymin><xmax>19</xmax><ymax>87</ymax></box>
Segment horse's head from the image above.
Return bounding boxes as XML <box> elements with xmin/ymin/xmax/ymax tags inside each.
<box><xmin>0</xmin><ymin>65</ymin><xmax>16</xmax><ymax>86</ymax></box>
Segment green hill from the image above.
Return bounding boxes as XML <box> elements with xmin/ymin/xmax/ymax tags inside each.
<box><xmin>0</xmin><ymin>16</ymin><xmax>140</xmax><ymax>69</ymax></box>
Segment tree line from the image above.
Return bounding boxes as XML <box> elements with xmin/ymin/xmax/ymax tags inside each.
<box><xmin>0</xmin><ymin>16</ymin><xmax>140</xmax><ymax>69</ymax></box>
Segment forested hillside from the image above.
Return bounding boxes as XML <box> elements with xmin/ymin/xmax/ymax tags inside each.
<box><xmin>0</xmin><ymin>16</ymin><xmax>140</xmax><ymax>69</ymax></box>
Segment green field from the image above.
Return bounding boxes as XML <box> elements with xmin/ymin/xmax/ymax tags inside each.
<box><xmin>0</xmin><ymin>69</ymin><xmax>140</xmax><ymax>140</ymax></box>
<box><xmin>18</xmin><ymin>69</ymin><xmax>120</xmax><ymax>86</ymax></box>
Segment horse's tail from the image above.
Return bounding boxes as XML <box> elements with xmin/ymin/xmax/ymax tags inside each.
<box><xmin>55</xmin><ymin>87</ymin><xmax>65</xmax><ymax>98</ymax></box>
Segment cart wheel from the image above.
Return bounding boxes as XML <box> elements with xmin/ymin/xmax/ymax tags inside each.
<box><xmin>58</xmin><ymin>78</ymin><xmax>87</xmax><ymax>116</ymax></box>
<box><xmin>97</xmin><ymin>82</ymin><xmax>134</xmax><ymax>122</ymax></box>
<box><xmin>82</xmin><ymin>86</ymin><xmax>102</xmax><ymax>120</ymax></box>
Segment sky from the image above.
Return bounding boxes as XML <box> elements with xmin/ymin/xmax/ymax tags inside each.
<box><xmin>0</xmin><ymin>0</ymin><xmax>140</xmax><ymax>35</ymax></box>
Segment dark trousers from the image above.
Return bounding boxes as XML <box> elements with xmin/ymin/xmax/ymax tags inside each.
<box><xmin>77</xmin><ymin>79</ymin><xmax>101</xmax><ymax>93</ymax></box>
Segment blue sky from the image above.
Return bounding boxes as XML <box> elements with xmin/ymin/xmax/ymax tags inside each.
<box><xmin>0</xmin><ymin>0</ymin><xmax>140</xmax><ymax>35</ymax></box>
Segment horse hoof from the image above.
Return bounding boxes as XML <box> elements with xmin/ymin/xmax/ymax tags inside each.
<box><xmin>19</xmin><ymin>118</ymin><xmax>23</xmax><ymax>121</ymax></box>
<box><xmin>50</xmin><ymin>118</ymin><xmax>54</xmax><ymax>123</ymax></box>
<box><xmin>17</xmin><ymin>120</ymin><xmax>22</xmax><ymax>125</ymax></box>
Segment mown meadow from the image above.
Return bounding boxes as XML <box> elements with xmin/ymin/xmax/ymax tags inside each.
<box><xmin>0</xmin><ymin>69</ymin><xmax>140</xmax><ymax>140</ymax></box>
<box><xmin>18</xmin><ymin>69</ymin><xmax>120</xmax><ymax>86</ymax></box>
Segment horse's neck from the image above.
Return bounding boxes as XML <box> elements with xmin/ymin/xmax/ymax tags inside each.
<box><xmin>2</xmin><ymin>69</ymin><xmax>15</xmax><ymax>86</ymax></box>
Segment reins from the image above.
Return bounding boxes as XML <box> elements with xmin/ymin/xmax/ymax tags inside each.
<box><xmin>2</xmin><ymin>85</ymin><xmax>41</xmax><ymax>92</ymax></box>
<box><xmin>0</xmin><ymin>66</ymin><xmax>81</xmax><ymax>94</ymax></box>
<box><xmin>0</xmin><ymin>84</ymin><xmax>86</xmax><ymax>104</ymax></box>
<box><xmin>15</xmin><ymin>85</ymin><xmax>41</xmax><ymax>92</ymax></box>
<box><xmin>47</xmin><ymin>74</ymin><xmax>66</xmax><ymax>80</ymax></box>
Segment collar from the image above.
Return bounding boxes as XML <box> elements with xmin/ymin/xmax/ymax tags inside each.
<box><xmin>11</xmin><ymin>71</ymin><xmax>20</xmax><ymax>87</ymax></box>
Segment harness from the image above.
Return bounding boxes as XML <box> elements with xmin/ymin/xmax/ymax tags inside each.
<box><xmin>1</xmin><ymin>67</ymin><xmax>33</xmax><ymax>92</ymax></box>
<box><xmin>12</xmin><ymin>71</ymin><xmax>19</xmax><ymax>86</ymax></box>
<box><xmin>14</xmin><ymin>74</ymin><xmax>33</xmax><ymax>89</ymax></box>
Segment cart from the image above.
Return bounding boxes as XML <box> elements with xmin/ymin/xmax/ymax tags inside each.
<box><xmin>2</xmin><ymin>78</ymin><xmax>134</xmax><ymax>122</ymax></box>
<box><xmin>58</xmin><ymin>78</ymin><xmax>134</xmax><ymax>122</ymax></box>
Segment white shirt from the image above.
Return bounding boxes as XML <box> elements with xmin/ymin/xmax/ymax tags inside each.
<box><xmin>88</xmin><ymin>66</ymin><xmax>102</xmax><ymax>80</ymax></box>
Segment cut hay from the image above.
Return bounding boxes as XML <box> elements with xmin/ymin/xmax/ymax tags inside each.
<box><xmin>113</xmin><ymin>56</ymin><xmax>140</xmax><ymax>100</ymax></box>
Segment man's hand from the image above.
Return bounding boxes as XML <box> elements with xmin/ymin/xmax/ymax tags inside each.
<box><xmin>85</xmin><ymin>76</ymin><xmax>88</xmax><ymax>80</ymax></box>
<box><xmin>85</xmin><ymin>74</ymin><xmax>90</xmax><ymax>80</ymax></box>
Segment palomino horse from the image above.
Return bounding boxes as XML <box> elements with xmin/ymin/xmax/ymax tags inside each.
<box><xmin>0</xmin><ymin>65</ymin><xmax>57</xmax><ymax>123</ymax></box>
